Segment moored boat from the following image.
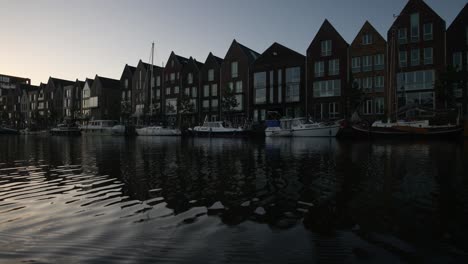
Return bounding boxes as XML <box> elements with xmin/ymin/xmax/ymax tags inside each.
<box><xmin>136</xmin><ymin>126</ymin><xmax>181</xmax><ymax>136</ymax></box>
<box><xmin>0</xmin><ymin>126</ymin><xmax>19</xmax><ymax>135</ymax></box>
<box><xmin>190</xmin><ymin>121</ymin><xmax>248</xmax><ymax>137</ymax></box>
<box><xmin>265</xmin><ymin>119</ymin><xmax>293</xmax><ymax>137</ymax></box>
<box><xmin>291</xmin><ymin>118</ymin><xmax>342</xmax><ymax>137</ymax></box>
<box><xmin>81</xmin><ymin>120</ymin><xmax>119</xmax><ymax>135</ymax></box>
<box><xmin>50</xmin><ymin>123</ymin><xmax>81</xmax><ymax>136</ymax></box>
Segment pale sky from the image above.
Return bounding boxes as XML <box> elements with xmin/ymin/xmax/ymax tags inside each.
<box><xmin>0</xmin><ymin>0</ymin><xmax>466</xmax><ymax>85</ymax></box>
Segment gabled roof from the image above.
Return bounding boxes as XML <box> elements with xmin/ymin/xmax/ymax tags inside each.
<box><xmin>255</xmin><ymin>42</ymin><xmax>305</xmax><ymax>64</ymax></box>
<box><xmin>95</xmin><ymin>75</ymin><xmax>120</xmax><ymax>89</ymax></box>
<box><xmin>351</xmin><ymin>21</ymin><xmax>386</xmax><ymax>46</ymax></box>
<box><xmin>84</xmin><ymin>78</ymin><xmax>94</xmax><ymax>88</ymax></box>
<box><xmin>447</xmin><ymin>3</ymin><xmax>468</xmax><ymax>32</ymax></box>
<box><xmin>307</xmin><ymin>19</ymin><xmax>348</xmax><ymax>51</ymax></box>
<box><xmin>389</xmin><ymin>0</ymin><xmax>445</xmax><ymax>30</ymax></box>
<box><xmin>235</xmin><ymin>40</ymin><xmax>260</xmax><ymax>63</ymax></box>
<box><xmin>75</xmin><ymin>80</ymin><xmax>85</xmax><ymax>88</ymax></box>
<box><xmin>49</xmin><ymin>77</ymin><xmax>75</xmax><ymax>87</ymax></box>
<box><xmin>203</xmin><ymin>52</ymin><xmax>223</xmax><ymax>66</ymax></box>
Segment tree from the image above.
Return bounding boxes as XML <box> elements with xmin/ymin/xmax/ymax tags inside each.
<box><xmin>434</xmin><ymin>65</ymin><xmax>462</xmax><ymax>109</ymax></box>
<box><xmin>221</xmin><ymin>86</ymin><xmax>239</xmax><ymax>117</ymax></box>
<box><xmin>120</xmin><ymin>100</ymin><xmax>132</xmax><ymax>123</ymax></box>
<box><xmin>346</xmin><ymin>74</ymin><xmax>364</xmax><ymax>119</ymax></box>
<box><xmin>177</xmin><ymin>94</ymin><xmax>194</xmax><ymax>128</ymax></box>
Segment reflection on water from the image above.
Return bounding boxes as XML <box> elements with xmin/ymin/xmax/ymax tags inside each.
<box><xmin>0</xmin><ymin>136</ymin><xmax>467</xmax><ymax>263</ymax></box>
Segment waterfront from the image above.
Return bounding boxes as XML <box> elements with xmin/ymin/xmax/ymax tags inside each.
<box><xmin>0</xmin><ymin>136</ymin><xmax>468</xmax><ymax>263</ymax></box>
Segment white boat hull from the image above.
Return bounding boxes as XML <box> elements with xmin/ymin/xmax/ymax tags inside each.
<box><xmin>292</xmin><ymin>125</ymin><xmax>340</xmax><ymax>137</ymax></box>
<box><xmin>136</xmin><ymin>127</ymin><xmax>181</xmax><ymax>136</ymax></box>
<box><xmin>265</xmin><ymin>127</ymin><xmax>292</xmax><ymax>137</ymax></box>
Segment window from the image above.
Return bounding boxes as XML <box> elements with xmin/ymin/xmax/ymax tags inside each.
<box><xmin>124</xmin><ymin>79</ymin><xmax>128</xmax><ymax>89</ymax></box>
<box><xmin>329</xmin><ymin>102</ymin><xmax>339</xmax><ymax>119</ymax></box>
<box><xmin>187</xmin><ymin>73</ymin><xmax>193</xmax><ymax>84</ymax></box>
<box><xmin>166</xmin><ymin>98</ymin><xmax>177</xmax><ymax>114</ymax></box>
<box><xmin>363</xmin><ymin>77</ymin><xmax>373</xmax><ymax>91</ymax></box>
<box><xmin>362</xmin><ymin>99</ymin><xmax>373</xmax><ymax>115</ymax></box>
<box><xmin>211</xmin><ymin>84</ymin><xmax>217</xmax><ymax>97</ymax></box>
<box><xmin>375</xmin><ymin>97</ymin><xmax>385</xmax><ymax>114</ymax></box>
<box><xmin>399</xmin><ymin>51</ymin><xmax>407</xmax><ymax>67</ymax></box>
<box><xmin>313</xmin><ymin>80</ymin><xmax>341</xmax><ymax>98</ymax></box>
<box><xmin>453</xmin><ymin>52</ymin><xmax>462</xmax><ymax>71</ymax></box>
<box><xmin>329</xmin><ymin>59</ymin><xmax>339</xmax><ymax>75</ymax></box>
<box><xmin>151</xmin><ymin>77</ymin><xmax>155</xmax><ymax>88</ymax></box>
<box><xmin>362</xmin><ymin>34</ymin><xmax>373</xmax><ymax>45</ymax></box>
<box><xmin>166</xmin><ymin>87</ymin><xmax>171</xmax><ymax>95</ymax></box>
<box><xmin>260</xmin><ymin>109</ymin><xmax>266</xmax><ymax>121</ymax></box>
<box><xmin>185</xmin><ymin>87</ymin><xmax>190</xmax><ymax>96</ymax></box>
<box><xmin>374</xmin><ymin>54</ymin><xmax>384</xmax><ymax>70</ymax></box>
<box><xmin>121</xmin><ymin>91</ymin><xmax>125</xmax><ymax>100</ymax></box>
<box><xmin>174</xmin><ymin>86</ymin><xmax>179</xmax><ymax>94</ymax></box>
<box><xmin>176</xmin><ymin>72</ymin><xmax>179</xmax><ymax>80</ymax></box>
<box><xmin>277</xmin><ymin>70</ymin><xmax>282</xmax><ymax>103</ymax></box>
<box><xmin>363</xmin><ymin>56</ymin><xmax>372</xmax><ymax>72</ymax></box>
<box><xmin>208</xmin><ymin>69</ymin><xmax>214</xmax><ymax>81</ymax></box>
<box><xmin>211</xmin><ymin>99</ymin><xmax>218</xmax><ymax>110</ymax></box>
<box><xmin>285</xmin><ymin>67</ymin><xmax>300</xmax><ymax>102</ymax></box>
<box><xmin>228</xmin><ymin>82</ymin><xmax>233</xmax><ymax>92</ymax></box>
<box><xmin>234</xmin><ymin>94</ymin><xmax>243</xmax><ymax>111</ymax></box>
<box><xmin>203</xmin><ymin>100</ymin><xmax>209</xmax><ymax>111</ymax></box>
<box><xmin>410</xmin><ymin>13</ymin><xmax>420</xmax><ymax>42</ymax></box>
<box><xmin>411</xmin><ymin>48</ymin><xmax>420</xmax><ymax>66</ymax></box>
<box><xmin>190</xmin><ymin>99</ymin><xmax>197</xmax><ymax>111</ymax></box>
<box><xmin>254</xmin><ymin>109</ymin><xmax>258</xmax><ymax>121</ymax></box>
<box><xmin>398</xmin><ymin>28</ymin><xmax>407</xmax><ymax>44</ymax></box>
<box><xmin>254</xmin><ymin>72</ymin><xmax>266</xmax><ymax>104</ymax></box>
<box><xmin>374</xmin><ymin>76</ymin><xmax>384</xmax><ymax>92</ymax></box>
<box><xmin>156</xmin><ymin>89</ymin><xmax>160</xmax><ymax>98</ymax></box>
<box><xmin>204</xmin><ymin>85</ymin><xmax>210</xmax><ymax>97</ymax></box>
<box><xmin>314</xmin><ymin>61</ymin><xmax>325</xmax><ymax>77</ymax></box>
<box><xmin>231</xmin><ymin>61</ymin><xmax>238</xmax><ymax>78</ymax></box>
<box><xmin>235</xmin><ymin>81</ymin><xmax>242</xmax><ymax>93</ymax></box>
<box><xmin>423</xmin><ymin>23</ymin><xmax>433</xmax><ymax>41</ymax></box>
<box><xmin>353</xmin><ymin>78</ymin><xmax>361</xmax><ymax>89</ymax></box>
<box><xmin>192</xmin><ymin>87</ymin><xmax>197</xmax><ymax>97</ymax></box>
<box><xmin>156</xmin><ymin>76</ymin><xmax>161</xmax><ymax>86</ymax></box>
<box><xmin>352</xmin><ymin>57</ymin><xmax>361</xmax><ymax>73</ymax></box>
<box><xmin>170</xmin><ymin>73</ymin><xmax>175</xmax><ymax>82</ymax></box>
<box><xmin>269</xmin><ymin>71</ymin><xmax>274</xmax><ymax>103</ymax></box>
<box><xmin>321</xmin><ymin>40</ymin><xmax>332</xmax><ymax>56</ymax></box>
<box><xmin>424</xmin><ymin>47</ymin><xmax>433</xmax><ymax>65</ymax></box>
<box><xmin>397</xmin><ymin>70</ymin><xmax>435</xmax><ymax>91</ymax></box>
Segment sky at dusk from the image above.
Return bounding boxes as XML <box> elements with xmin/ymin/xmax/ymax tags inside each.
<box><xmin>1</xmin><ymin>0</ymin><xmax>466</xmax><ymax>85</ymax></box>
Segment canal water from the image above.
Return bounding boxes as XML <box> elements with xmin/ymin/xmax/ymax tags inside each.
<box><xmin>0</xmin><ymin>136</ymin><xmax>467</xmax><ymax>263</ymax></box>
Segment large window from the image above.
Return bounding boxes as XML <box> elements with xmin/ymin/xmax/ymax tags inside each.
<box><xmin>192</xmin><ymin>87</ymin><xmax>197</xmax><ymax>97</ymax></box>
<box><xmin>362</xmin><ymin>100</ymin><xmax>373</xmax><ymax>115</ymax></box>
<box><xmin>321</xmin><ymin>40</ymin><xmax>332</xmax><ymax>56</ymax></box>
<box><xmin>362</xmin><ymin>77</ymin><xmax>373</xmax><ymax>91</ymax></box>
<box><xmin>397</xmin><ymin>70</ymin><xmax>435</xmax><ymax>91</ymax></box>
<box><xmin>374</xmin><ymin>54</ymin><xmax>384</xmax><ymax>70</ymax></box>
<box><xmin>363</xmin><ymin>56</ymin><xmax>372</xmax><ymax>72</ymax></box>
<box><xmin>424</xmin><ymin>47</ymin><xmax>433</xmax><ymax>65</ymax></box>
<box><xmin>211</xmin><ymin>84</ymin><xmax>217</xmax><ymax>97</ymax></box>
<box><xmin>398</xmin><ymin>28</ymin><xmax>407</xmax><ymax>44</ymax></box>
<box><xmin>235</xmin><ymin>81</ymin><xmax>242</xmax><ymax>93</ymax></box>
<box><xmin>362</xmin><ymin>34</ymin><xmax>373</xmax><ymax>45</ymax></box>
<box><xmin>329</xmin><ymin>59</ymin><xmax>339</xmax><ymax>76</ymax></box>
<box><xmin>410</xmin><ymin>13</ymin><xmax>420</xmax><ymax>42</ymax></box>
<box><xmin>374</xmin><ymin>76</ymin><xmax>384</xmax><ymax>92</ymax></box>
<box><xmin>231</xmin><ymin>61</ymin><xmax>238</xmax><ymax>78</ymax></box>
<box><xmin>453</xmin><ymin>52</ymin><xmax>462</xmax><ymax>71</ymax></box>
<box><xmin>423</xmin><ymin>23</ymin><xmax>433</xmax><ymax>41</ymax></box>
<box><xmin>329</xmin><ymin>102</ymin><xmax>339</xmax><ymax>119</ymax></box>
<box><xmin>375</xmin><ymin>97</ymin><xmax>385</xmax><ymax>114</ymax></box>
<box><xmin>399</xmin><ymin>51</ymin><xmax>407</xmax><ymax>67</ymax></box>
<box><xmin>403</xmin><ymin>91</ymin><xmax>434</xmax><ymax>108</ymax></box>
<box><xmin>166</xmin><ymin>99</ymin><xmax>177</xmax><ymax>114</ymax></box>
<box><xmin>208</xmin><ymin>69</ymin><xmax>214</xmax><ymax>81</ymax></box>
<box><xmin>314</xmin><ymin>61</ymin><xmax>324</xmax><ymax>77</ymax></box>
<box><xmin>352</xmin><ymin>57</ymin><xmax>361</xmax><ymax>73</ymax></box>
<box><xmin>187</xmin><ymin>73</ymin><xmax>193</xmax><ymax>84</ymax></box>
<box><xmin>277</xmin><ymin>69</ymin><xmax>282</xmax><ymax>103</ymax></box>
<box><xmin>269</xmin><ymin>71</ymin><xmax>274</xmax><ymax>103</ymax></box>
<box><xmin>254</xmin><ymin>72</ymin><xmax>266</xmax><ymax>104</ymax></box>
<box><xmin>202</xmin><ymin>100</ymin><xmax>209</xmax><ymax>111</ymax></box>
<box><xmin>285</xmin><ymin>67</ymin><xmax>300</xmax><ymax>102</ymax></box>
<box><xmin>411</xmin><ymin>48</ymin><xmax>420</xmax><ymax>66</ymax></box>
<box><xmin>313</xmin><ymin>80</ymin><xmax>341</xmax><ymax>98</ymax></box>
<box><xmin>203</xmin><ymin>85</ymin><xmax>209</xmax><ymax>97</ymax></box>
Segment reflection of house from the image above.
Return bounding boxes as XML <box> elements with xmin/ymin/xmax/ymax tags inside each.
<box><xmin>307</xmin><ymin>20</ymin><xmax>349</xmax><ymax>120</ymax></box>
<box><xmin>388</xmin><ymin>0</ymin><xmax>446</xmax><ymax>113</ymax></box>
<box><xmin>163</xmin><ymin>52</ymin><xmax>189</xmax><ymax>124</ymax></box>
<box><xmin>82</xmin><ymin>75</ymin><xmax>120</xmax><ymax>121</ymax></box>
<box><xmin>446</xmin><ymin>3</ymin><xmax>468</xmax><ymax>118</ymax></box>
<box><xmin>131</xmin><ymin>60</ymin><xmax>163</xmax><ymax>122</ymax></box>
<box><xmin>251</xmin><ymin>42</ymin><xmax>305</xmax><ymax>122</ymax></box>
<box><xmin>0</xmin><ymin>74</ymin><xmax>31</xmax><ymax>127</ymax></box>
<box><xmin>350</xmin><ymin>21</ymin><xmax>387</xmax><ymax>120</ymax></box>
<box><xmin>220</xmin><ymin>40</ymin><xmax>260</xmax><ymax>125</ymax></box>
<box><xmin>200</xmin><ymin>52</ymin><xmax>223</xmax><ymax>121</ymax></box>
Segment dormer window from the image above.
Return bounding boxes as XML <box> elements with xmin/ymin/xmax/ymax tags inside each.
<box><xmin>321</xmin><ymin>40</ymin><xmax>332</xmax><ymax>56</ymax></box>
<box><xmin>362</xmin><ymin>34</ymin><xmax>373</xmax><ymax>45</ymax></box>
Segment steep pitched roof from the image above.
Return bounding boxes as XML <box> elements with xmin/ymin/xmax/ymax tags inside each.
<box><xmin>307</xmin><ymin>19</ymin><xmax>348</xmax><ymax>51</ymax></box>
<box><xmin>84</xmin><ymin>78</ymin><xmax>94</xmax><ymax>88</ymax></box>
<box><xmin>236</xmin><ymin>40</ymin><xmax>260</xmax><ymax>63</ymax></box>
<box><xmin>256</xmin><ymin>42</ymin><xmax>305</xmax><ymax>62</ymax></box>
<box><xmin>175</xmin><ymin>54</ymin><xmax>189</xmax><ymax>65</ymax></box>
<box><xmin>96</xmin><ymin>75</ymin><xmax>120</xmax><ymax>89</ymax></box>
<box><xmin>447</xmin><ymin>3</ymin><xmax>468</xmax><ymax>32</ymax></box>
<box><xmin>389</xmin><ymin>0</ymin><xmax>445</xmax><ymax>30</ymax></box>
<box><xmin>50</xmin><ymin>77</ymin><xmax>75</xmax><ymax>87</ymax></box>
<box><xmin>351</xmin><ymin>21</ymin><xmax>387</xmax><ymax>45</ymax></box>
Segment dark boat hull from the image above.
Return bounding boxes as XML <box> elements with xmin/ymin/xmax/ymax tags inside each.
<box><xmin>351</xmin><ymin>124</ymin><xmax>463</xmax><ymax>139</ymax></box>
<box><xmin>0</xmin><ymin>127</ymin><xmax>19</xmax><ymax>135</ymax></box>
<box><xmin>189</xmin><ymin>130</ymin><xmax>250</xmax><ymax>137</ymax></box>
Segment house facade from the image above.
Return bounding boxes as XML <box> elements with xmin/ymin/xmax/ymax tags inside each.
<box><xmin>307</xmin><ymin>20</ymin><xmax>349</xmax><ymax>120</ymax></box>
<box><xmin>180</xmin><ymin>57</ymin><xmax>203</xmax><ymax>127</ymax></box>
<box><xmin>446</xmin><ymin>3</ymin><xmax>468</xmax><ymax>118</ymax></box>
<box><xmin>220</xmin><ymin>40</ymin><xmax>259</xmax><ymax>125</ymax></box>
<box><xmin>44</xmin><ymin>77</ymin><xmax>75</xmax><ymax>125</ymax></box>
<box><xmin>200</xmin><ymin>52</ymin><xmax>223</xmax><ymax>122</ymax></box>
<box><xmin>251</xmin><ymin>42</ymin><xmax>306</xmax><ymax>122</ymax></box>
<box><xmin>120</xmin><ymin>64</ymin><xmax>136</xmax><ymax>123</ymax></box>
<box><xmin>82</xmin><ymin>75</ymin><xmax>120</xmax><ymax>121</ymax></box>
<box><xmin>387</xmin><ymin>0</ymin><xmax>446</xmax><ymax>116</ymax></box>
<box><xmin>163</xmin><ymin>52</ymin><xmax>189</xmax><ymax>125</ymax></box>
<box><xmin>63</xmin><ymin>79</ymin><xmax>84</xmax><ymax>120</ymax></box>
<box><xmin>0</xmin><ymin>74</ymin><xmax>31</xmax><ymax>127</ymax></box>
<box><xmin>350</xmin><ymin>21</ymin><xmax>387</xmax><ymax>121</ymax></box>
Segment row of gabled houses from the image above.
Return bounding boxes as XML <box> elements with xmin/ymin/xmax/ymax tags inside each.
<box><xmin>1</xmin><ymin>0</ymin><xmax>467</xmax><ymax>129</ymax></box>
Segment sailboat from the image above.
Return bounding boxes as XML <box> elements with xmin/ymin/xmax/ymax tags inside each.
<box><xmin>136</xmin><ymin>43</ymin><xmax>181</xmax><ymax>137</ymax></box>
